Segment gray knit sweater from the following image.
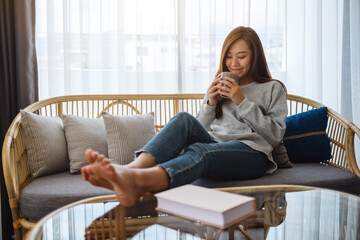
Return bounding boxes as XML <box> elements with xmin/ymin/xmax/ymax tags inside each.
<box><xmin>196</xmin><ymin>80</ymin><xmax>288</xmax><ymax>174</ymax></box>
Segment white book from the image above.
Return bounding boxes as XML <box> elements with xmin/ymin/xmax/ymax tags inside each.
<box><xmin>155</xmin><ymin>185</ymin><xmax>256</xmax><ymax>229</ymax></box>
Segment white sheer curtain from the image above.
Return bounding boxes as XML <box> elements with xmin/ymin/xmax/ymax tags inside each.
<box><xmin>285</xmin><ymin>0</ymin><xmax>341</xmax><ymax>107</ymax></box>
<box><xmin>35</xmin><ymin>0</ymin><xmax>286</xmax><ymax>99</ymax></box>
<box><xmin>284</xmin><ymin>0</ymin><xmax>360</xmax><ymax>164</ymax></box>
<box><xmin>36</xmin><ymin>0</ymin><xmax>359</xmax><ymax>160</ymax></box>
<box><xmin>342</xmin><ymin>0</ymin><xmax>360</xmax><ymax>165</ymax></box>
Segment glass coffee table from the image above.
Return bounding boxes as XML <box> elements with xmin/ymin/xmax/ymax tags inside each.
<box><xmin>27</xmin><ymin>185</ymin><xmax>360</xmax><ymax>240</ymax></box>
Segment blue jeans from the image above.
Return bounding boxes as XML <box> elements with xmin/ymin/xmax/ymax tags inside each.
<box><xmin>138</xmin><ymin>112</ymin><xmax>268</xmax><ymax>188</ymax></box>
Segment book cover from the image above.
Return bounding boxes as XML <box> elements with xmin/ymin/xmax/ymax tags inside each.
<box><xmin>155</xmin><ymin>185</ymin><xmax>256</xmax><ymax>229</ymax></box>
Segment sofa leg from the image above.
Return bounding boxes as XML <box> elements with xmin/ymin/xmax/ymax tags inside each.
<box><xmin>14</xmin><ymin>228</ymin><xmax>22</xmax><ymax>240</ymax></box>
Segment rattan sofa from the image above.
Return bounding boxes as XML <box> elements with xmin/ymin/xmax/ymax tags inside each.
<box><xmin>3</xmin><ymin>93</ymin><xmax>360</xmax><ymax>239</ymax></box>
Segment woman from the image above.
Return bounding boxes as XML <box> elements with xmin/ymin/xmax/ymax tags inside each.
<box><xmin>81</xmin><ymin>26</ymin><xmax>288</xmax><ymax>207</ymax></box>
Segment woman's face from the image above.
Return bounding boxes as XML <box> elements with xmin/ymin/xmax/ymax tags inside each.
<box><xmin>225</xmin><ymin>39</ymin><xmax>252</xmax><ymax>79</ymax></box>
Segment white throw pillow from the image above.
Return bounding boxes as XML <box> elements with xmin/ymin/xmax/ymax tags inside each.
<box><xmin>102</xmin><ymin>112</ymin><xmax>156</xmax><ymax>165</ymax></box>
<box><xmin>20</xmin><ymin>110</ymin><xmax>69</xmax><ymax>178</ymax></box>
<box><xmin>62</xmin><ymin>114</ymin><xmax>108</xmax><ymax>173</ymax></box>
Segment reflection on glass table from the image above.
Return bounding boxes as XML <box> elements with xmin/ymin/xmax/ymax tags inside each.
<box><xmin>28</xmin><ymin>185</ymin><xmax>360</xmax><ymax>240</ymax></box>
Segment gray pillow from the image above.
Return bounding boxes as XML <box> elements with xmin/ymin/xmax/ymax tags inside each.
<box><xmin>20</xmin><ymin>110</ymin><xmax>69</xmax><ymax>178</ymax></box>
<box><xmin>272</xmin><ymin>140</ymin><xmax>293</xmax><ymax>168</ymax></box>
<box><xmin>102</xmin><ymin>112</ymin><xmax>156</xmax><ymax>165</ymax></box>
<box><xmin>62</xmin><ymin>114</ymin><xmax>108</xmax><ymax>173</ymax></box>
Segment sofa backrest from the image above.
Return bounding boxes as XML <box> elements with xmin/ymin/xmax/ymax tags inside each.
<box><xmin>2</xmin><ymin>94</ymin><xmax>360</xmax><ymax>200</ymax></box>
<box><xmin>2</xmin><ymin>94</ymin><xmax>204</xmax><ymax>197</ymax></box>
<box><xmin>25</xmin><ymin>94</ymin><xmax>205</xmax><ymax>132</ymax></box>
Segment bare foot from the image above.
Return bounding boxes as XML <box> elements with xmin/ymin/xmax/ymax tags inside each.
<box><xmin>87</xmin><ymin>174</ymin><xmax>113</xmax><ymax>191</ymax></box>
<box><xmin>87</xmin><ymin>150</ymin><xmax>141</xmax><ymax>206</ymax></box>
<box><xmin>82</xmin><ymin>149</ymin><xmax>113</xmax><ymax>190</ymax></box>
<box><xmin>81</xmin><ymin>165</ymin><xmax>91</xmax><ymax>181</ymax></box>
<box><xmin>81</xmin><ymin>149</ymin><xmax>99</xmax><ymax>180</ymax></box>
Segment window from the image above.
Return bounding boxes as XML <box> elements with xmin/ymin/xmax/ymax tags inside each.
<box><xmin>36</xmin><ymin>0</ymin><xmax>285</xmax><ymax>100</ymax></box>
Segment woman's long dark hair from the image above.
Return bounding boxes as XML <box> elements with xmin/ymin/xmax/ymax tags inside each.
<box><xmin>214</xmin><ymin>26</ymin><xmax>286</xmax><ymax>118</ymax></box>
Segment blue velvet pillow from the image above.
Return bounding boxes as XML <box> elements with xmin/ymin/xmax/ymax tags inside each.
<box><xmin>283</xmin><ymin>107</ymin><xmax>331</xmax><ymax>162</ymax></box>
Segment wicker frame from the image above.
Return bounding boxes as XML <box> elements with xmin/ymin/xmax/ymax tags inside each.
<box><xmin>2</xmin><ymin>93</ymin><xmax>360</xmax><ymax>239</ymax></box>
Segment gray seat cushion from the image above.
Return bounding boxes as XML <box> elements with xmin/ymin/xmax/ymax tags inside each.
<box><xmin>20</xmin><ymin>171</ymin><xmax>113</xmax><ymax>220</ymax></box>
<box><xmin>193</xmin><ymin>163</ymin><xmax>360</xmax><ymax>195</ymax></box>
<box><xmin>21</xmin><ymin>163</ymin><xmax>360</xmax><ymax>220</ymax></box>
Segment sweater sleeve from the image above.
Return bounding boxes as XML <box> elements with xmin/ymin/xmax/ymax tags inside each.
<box><xmin>196</xmin><ymin>94</ymin><xmax>216</xmax><ymax>130</ymax></box>
<box><xmin>234</xmin><ymin>82</ymin><xmax>287</xmax><ymax>147</ymax></box>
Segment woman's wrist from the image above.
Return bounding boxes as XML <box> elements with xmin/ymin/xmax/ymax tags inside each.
<box><xmin>233</xmin><ymin>96</ymin><xmax>245</xmax><ymax>105</ymax></box>
<box><xmin>207</xmin><ymin>100</ymin><xmax>217</xmax><ymax>106</ymax></box>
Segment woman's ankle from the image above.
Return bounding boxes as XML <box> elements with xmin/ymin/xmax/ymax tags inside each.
<box><xmin>133</xmin><ymin>167</ymin><xmax>169</xmax><ymax>193</ymax></box>
<box><xmin>128</xmin><ymin>152</ymin><xmax>156</xmax><ymax>168</ymax></box>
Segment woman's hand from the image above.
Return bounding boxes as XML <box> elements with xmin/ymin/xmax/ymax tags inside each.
<box><xmin>220</xmin><ymin>77</ymin><xmax>245</xmax><ymax>105</ymax></box>
<box><xmin>207</xmin><ymin>75</ymin><xmax>222</xmax><ymax>106</ymax></box>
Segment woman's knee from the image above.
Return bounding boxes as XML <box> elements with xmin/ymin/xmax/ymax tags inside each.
<box><xmin>170</xmin><ymin>112</ymin><xmax>198</xmax><ymax>128</ymax></box>
<box><xmin>174</xmin><ymin>112</ymin><xmax>194</xmax><ymax>121</ymax></box>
